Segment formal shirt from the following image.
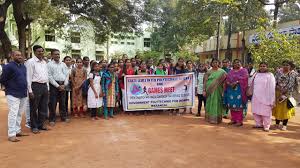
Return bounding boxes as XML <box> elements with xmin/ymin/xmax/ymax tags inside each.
<box><xmin>47</xmin><ymin>60</ymin><xmax>69</xmax><ymax>88</ymax></box>
<box><xmin>0</xmin><ymin>62</ymin><xmax>27</xmax><ymax>98</ymax></box>
<box><xmin>26</xmin><ymin>56</ymin><xmax>49</xmax><ymax>93</ymax></box>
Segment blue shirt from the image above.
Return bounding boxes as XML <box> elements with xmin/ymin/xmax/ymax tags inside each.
<box><xmin>0</xmin><ymin>62</ymin><xmax>27</xmax><ymax>98</ymax></box>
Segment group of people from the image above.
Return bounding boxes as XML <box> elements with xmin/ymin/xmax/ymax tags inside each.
<box><xmin>204</xmin><ymin>58</ymin><xmax>299</xmax><ymax>132</ymax></box>
<box><xmin>0</xmin><ymin>44</ymin><xmax>299</xmax><ymax>142</ymax></box>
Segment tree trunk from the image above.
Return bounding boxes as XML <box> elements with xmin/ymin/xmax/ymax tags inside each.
<box><xmin>12</xmin><ymin>0</ymin><xmax>31</xmax><ymax>58</ymax></box>
<box><xmin>225</xmin><ymin>17</ymin><xmax>232</xmax><ymax>61</ymax></box>
<box><xmin>241</xmin><ymin>30</ymin><xmax>246</xmax><ymax>64</ymax></box>
<box><xmin>273</xmin><ymin>2</ymin><xmax>280</xmax><ymax>28</ymax></box>
<box><xmin>0</xmin><ymin>0</ymin><xmax>12</xmax><ymax>60</ymax></box>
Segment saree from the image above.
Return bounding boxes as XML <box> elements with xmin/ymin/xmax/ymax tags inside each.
<box><xmin>224</xmin><ymin>68</ymin><xmax>248</xmax><ymax>123</ymax></box>
<box><xmin>205</xmin><ymin>68</ymin><xmax>226</xmax><ymax>124</ymax></box>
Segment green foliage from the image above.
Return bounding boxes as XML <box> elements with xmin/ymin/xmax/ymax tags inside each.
<box><xmin>249</xmin><ymin>28</ymin><xmax>300</xmax><ymax>71</ymax></box>
<box><xmin>174</xmin><ymin>50</ymin><xmax>199</xmax><ymax>63</ymax></box>
<box><xmin>279</xmin><ymin>2</ymin><xmax>300</xmax><ymax>23</ymax></box>
<box><xmin>139</xmin><ymin>50</ymin><xmax>162</xmax><ymax>64</ymax></box>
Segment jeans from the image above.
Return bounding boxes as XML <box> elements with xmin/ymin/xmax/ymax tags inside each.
<box><xmin>49</xmin><ymin>84</ymin><xmax>67</xmax><ymax>122</ymax></box>
<box><xmin>30</xmin><ymin>83</ymin><xmax>48</xmax><ymax>130</ymax></box>
<box><xmin>7</xmin><ymin>95</ymin><xmax>26</xmax><ymax>137</ymax></box>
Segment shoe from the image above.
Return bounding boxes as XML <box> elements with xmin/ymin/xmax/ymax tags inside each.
<box><xmin>16</xmin><ymin>132</ymin><xmax>29</xmax><ymax>137</ymax></box>
<box><xmin>228</xmin><ymin>121</ymin><xmax>236</xmax><ymax>125</ymax></box>
<box><xmin>8</xmin><ymin>136</ymin><xmax>20</xmax><ymax>142</ymax></box>
<box><xmin>281</xmin><ymin>126</ymin><xmax>287</xmax><ymax>131</ymax></box>
<box><xmin>252</xmin><ymin>125</ymin><xmax>263</xmax><ymax>129</ymax></box>
<box><xmin>39</xmin><ymin>127</ymin><xmax>50</xmax><ymax>131</ymax></box>
<box><xmin>25</xmin><ymin>122</ymin><xmax>31</xmax><ymax>129</ymax></box>
<box><xmin>263</xmin><ymin>128</ymin><xmax>270</xmax><ymax>132</ymax></box>
<box><xmin>65</xmin><ymin>118</ymin><xmax>70</xmax><ymax>123</ymax></box>
<box><xmin>195</xmin><ymin>113</ymin><xmax>201</xmax><ymax>117</ymax></box>
<box><xmin>235</xmin><ymin>123</ymin><xmax>243</xmax><ymax>127</ymax></box>
<box><xmin>49</xmin><ymin>122</ymin><xmax>55</xmax><ymax>127</ymax></box>
<box><xmin>223</xmin><ymin>116</ymin><xmax>228</xmax><ymax>119</ymax></box>
<box><xmin>32</xmin><ymin>128</ymin><xmax>40</xmax><ymax>134</ymax></box>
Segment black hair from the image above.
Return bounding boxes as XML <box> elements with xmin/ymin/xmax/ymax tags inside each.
<box><xmin>222</xmin><ymin>58</ymin><xmax>229</xmax><ymax>63</ymax></box>
<box><xmin>83</xmin><ymin>56</ymin><xmax>89</xmax><ymax>61</ymax></box>
<box><xmin>259</xmin><ymin>62</ymin><xmax>268</xmax><ymax>66</ymax></box>
<box><xmin>233</xmin><ymin>59</ymin><xmax>241</xmax><ymax>63</ymax></box>
<box><xmin>33</xmin><ymin>45</ymin><xmax>44</xmax><ymax>52</ymax></box>
<box><xmin>175</xmin><ymin>58</ymin><xmax>185</xmax><ymax>70</ymax></box>
<box><xmin>123</xmin><ymin>59</ymin><xmax>131</xmax><ymax>75</ymax></box>
<box><xmin>210</xmin><ymin>58</ymin><xmax>220</xmax><ymax>67</ymax></box>
<box><xmin>118</xmin><ymin>59</ymin><xmax>124</xmax><ymax>63</ymax></box>
<box><xmin>63</xmin><ymin>56</ymin><xmax>71</xmax><ymax>61</ymax></box>
<box><xmin>50</xmin><ymin>49</ymin><xmax>60</xmax><ymax>54</ymax></box>
<box><xmin>76</xmin><ymin>58</ymin><xmax>83</xmax><ymax>62</ymax></box>
<box><xmin>90</xmin><ymin>62</ymin><xmax>99</xmax><ymax>73</ymax></box>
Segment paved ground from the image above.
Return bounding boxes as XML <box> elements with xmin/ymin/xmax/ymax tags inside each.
<box><xmin>0</xmin><ymin>92</ymin><xmax>300</xmax><ymax>168</ymax></box>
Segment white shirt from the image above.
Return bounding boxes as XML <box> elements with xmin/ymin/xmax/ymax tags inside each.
<box><xmin>47</xmin><ymin>60</ymin><xmax>69</xmax><ymax>87</ymax></box>
<box><xmin>26</xmin><ymin>56</ymin><xmax>49</xmax><ymax>93</ymax></box>
<box><xmin>197</xmin><ymin>72</ymin><xmax>205</xmax><ymax>95</ymax></box>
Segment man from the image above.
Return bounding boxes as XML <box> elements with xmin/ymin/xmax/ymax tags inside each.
<box><xmin>0</xmin><ymin>51</ymin><xmax>29</xmax><ymax>142</ymax></box>
<box><xmin>47</xmin><ymin>49</ymin><xmax>70</xmax><ymax>126</ymax></box>
<box><xmin>83</xmin><ymin>56</ymin><xmax>90</xmax><ymax>77</ymax></box>
<box><xmin>26</xmin><ymin>45</ymin><xmax>49</xmax><ymax>134</ymax></box>
<box><xmin>222</xmin><ymin>58</ymin><xmax>231</xmax><ymax>119</ymax></box>
<box><xmin>221</xmin><ymin>59</ymin><xmax>231</xmax><ymax>73</ymax></box>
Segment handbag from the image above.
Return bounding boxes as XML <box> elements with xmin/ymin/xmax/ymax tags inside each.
<box><xmin>287</xmin><ymin>97</ymin><xmax>297</xmax><ymax>109</ymax></box>
<box><xmin>246</xmin><ymin>73</ymin><xmax>257</xmax><ymax>97</ymax></box>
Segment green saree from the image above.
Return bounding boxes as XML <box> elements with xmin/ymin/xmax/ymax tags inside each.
<box><xmin>205</xmin><ymin>68</ymin><xmax>226</xmax><ymax>124</ymax></box>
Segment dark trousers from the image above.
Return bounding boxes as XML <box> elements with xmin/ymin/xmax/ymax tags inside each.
<box><xmin>197</xmin><ymin>94</ymin><xmax>206</xmax><ymax>115</ymax></box>
<box><xmin>30</xmin><ymin>83</ymin><xmax>48</xmax><ymax>130</ymax></box>
<box><xmin>48</xmin><ymin>84</ymin><xmax>67</xmax><ymax>122</ymax></box>
<box><xmin>91</xmin><ymin>108</ymin><xmax>97</xmax><ymax>117</ymax></box>
<box><xmin>276</xmin><ymin>119</ymin><xmax>288</xmax><ymax>126</ymax></box>
<box><xmin>65</xmin><ymin>90</ymin><xmax>73</xmax><ymax>115</ymax></box>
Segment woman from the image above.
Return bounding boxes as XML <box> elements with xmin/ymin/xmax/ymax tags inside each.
<box><xmin>119</xmin><ymin>59</ymin><xmax>135</xmax><ymax>113</ymax></box>
<box><xmin>87</xmin><ymin>62</ymin><xmax>103</xmax><ymax>120</ymax></box>
<box><xmin>203</xmin><ymin>59</ymin><xmax>226</xmax><ymax>124</ymax></box>
<box><xmin>252</xmin><ymin>62</ymin><xmax>276</xmax><ymax>132</ymax></box>
<box><xmin>137</xmin><ymin>61</ymin><xmax>149</xmax><ymax>75</ymax></box>
<box><xmin>196</xmin><ymin>63</ymin><xmax>207</xmax><ymax>117</ymax></box>
<box><xmin>172</xmin><ymin>58</ymin><xmax>187</xmax><ymax>115</ymax></box>
<box><xmin>71</xmin><ymin>58</ymin><xmax>87</xmax><ymax>117</ymax></box>
<box><xmin>155</xmin><ymin>63</ymin><xmax>166</xmax><ymax>75</ymax></box>
<box><xmin>185</xmin><ymin>60</ymin><xmax>197</xmax><ymax>114</ymax></box>
<box><xmin>63</xmin><ymin>56</ymin><xmax>73</xmax><ymax>116</ymax></box>
<box><xmin>102</xmin><ymin>64</ymin><xmax>119</xmax><ymax>119</ymax></box>
<box><xmin>224</xmin><ymin>59</ymin><xmax>248</xmax><ymax>126</ymax></box>
<box><xmin>273</xmin><ymin>60</ymin><xmax>298</xmax><ymax>131</ymax></box>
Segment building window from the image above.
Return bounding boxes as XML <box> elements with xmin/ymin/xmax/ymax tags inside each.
<box><xmin>121</xmin><ymin>42</ymin><xmax>125</xmax><ymax>45</ymax></box>
<box><xmin>45</xmin><ymin>30</ymin><xmax>55</xmax><ymax>42</ymax></box>
<box><xmin>95</xmin><ymin>51</ymin><xmax>104</xmax><ymax>61</ymax></box>
<box><xmin>71</xmin><ymin>49</ymin><xmax>81</xmax><ymax>58</ymax></box>
<box><xmin>71</xmin><ymin>32</ymin><xmax>81</xmax><ymax>43</ymax></box>
<box><xmin>127</xmin><ymin>42</ymin><xmax>131</xmax><ymax>45</ymax></box>
<box><xmin>144</xmin><ymin>38</ymin><xmax>151</xmax><ymax>48</ymax></box>
<box><xmin>111</xmin><ymin>41</ymin><xmax>118</xmax><ymax>44</ymax></box>
<box><xmin>131</xmin><ymin>42</ymin><xmax>135</xmax><ymax>45</ymax></box>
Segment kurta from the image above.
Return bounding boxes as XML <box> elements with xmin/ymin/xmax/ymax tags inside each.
<box><xmin>71</xmin><ymin>68</ymin><xmax>87</xmax><ymax>108</ymax></box>
<box><xmin>102</xmin><ymin>71</ymin><xmax>119</xmax><ymax>108</ymax></box>
<box><xmin>273</xmin><ymin>70</ymin><xmax>298</xmax><ymax>120</ymax></box>
<box><xmin>252</xmin><ymin>73</ymin><xmax>276</xmax><ymax>117</ymax></box>
<box><xmin>87</xmin><ymin>73</ymin><xmax>103</xmax><ymax>108</ymax></box>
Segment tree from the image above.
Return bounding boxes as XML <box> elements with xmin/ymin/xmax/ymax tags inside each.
<box><xmin>249</xmin><ymin>28</ymin><xmax>300</xmax><ymax>71</ymax></box>
<box><xmin>278</xmin><ymin>2</ymin><xmax>300</xmax><ymax>23</ymax></box>
<box><xmin>0</xmin><ymin>0</ymin><xmax>12</xmax><ymax>59</ymax></box>
<box><xmin>12</xmin><ymin>0</ymin><xmax>69</xmax><ymax>57</ymax></box>
<box><xmin>258</xmin><ymin>0</ymin><xmax>297</xmax><ymax>27</ymax></box>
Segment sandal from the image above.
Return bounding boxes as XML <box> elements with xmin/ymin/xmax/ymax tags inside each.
<box><xmin>252</xmin><ymin>125</ymin><xmax>263</xmax><ymax>129</ymax></box>
<box><xmin>228</xmin><ymin>121</ymin><xmax>236</xmax><ymax>125</ymax></box>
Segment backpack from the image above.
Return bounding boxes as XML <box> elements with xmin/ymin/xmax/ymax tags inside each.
<box><xmin>82</xmin><ymin>73</ymin><xmax>95</xmax><ymax>97</ymax></box>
